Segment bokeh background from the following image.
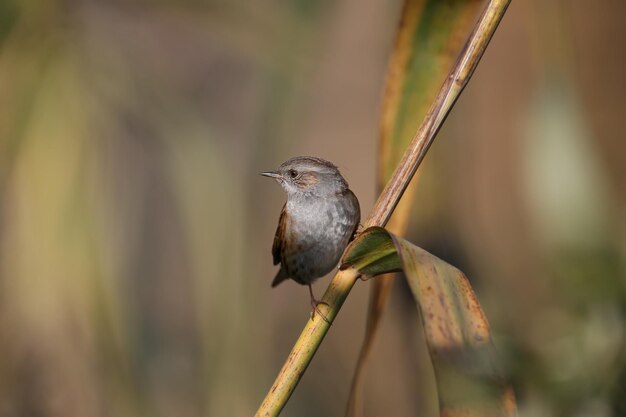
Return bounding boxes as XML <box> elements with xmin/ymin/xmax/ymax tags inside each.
<box><xmin>0</xmin><ymin>0</ymin><xmax>625</xmax><ymax>416</ymax></box>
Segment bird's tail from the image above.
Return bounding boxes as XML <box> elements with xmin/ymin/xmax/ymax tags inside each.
<box><xmin>271</xmin><ymin>267</ymin><xmax>289</xmax><ymax>287</ymax></box>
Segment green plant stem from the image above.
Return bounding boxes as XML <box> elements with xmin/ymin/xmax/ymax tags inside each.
<box><xmin>254</xmin><ymin>0</ymin><xmax>511</xmax><ymax>415</ymax></box>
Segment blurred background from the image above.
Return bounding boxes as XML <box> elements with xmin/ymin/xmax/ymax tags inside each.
<box><xmin>0</xmin><ymin>0</ymin><xmax>624</xmax><ymax>416</ymax></box>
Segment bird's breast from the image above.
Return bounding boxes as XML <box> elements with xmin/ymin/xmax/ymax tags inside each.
<box><xmin>282</xmin><ymin>195</ymin><xmax>359</xmax><ymax>282</ymax></box>
<box><xmin>287</xmin><ymin>197</ymin><xmax>352</xmax><ymax>243</ymax></box>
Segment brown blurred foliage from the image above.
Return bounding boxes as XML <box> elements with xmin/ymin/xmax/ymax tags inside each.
<box><xmin>0</xmin><ymin>0</ymin><xmax>624</xmax><ymax>416</ymax></box>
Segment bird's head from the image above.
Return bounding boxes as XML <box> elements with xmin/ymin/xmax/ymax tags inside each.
<box><xmin>260</xmin><ymin>156</ymin><xmax>348</xmax><ymax>197</ymax></box>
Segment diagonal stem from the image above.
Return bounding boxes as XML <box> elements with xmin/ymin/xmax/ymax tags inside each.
<box><xmin>254</xmin><ymin>0</ymin><xmax>511</xmax><ymax>415</ymax></box>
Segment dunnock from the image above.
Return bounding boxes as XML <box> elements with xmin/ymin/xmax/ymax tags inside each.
<box><xmin>261</xmin><ymin>156</ymin><xmax>361</xmax><ymax>320</ymax></box>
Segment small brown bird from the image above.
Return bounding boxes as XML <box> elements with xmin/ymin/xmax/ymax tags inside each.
<box><xmin>261</xmin><ymin>156</ymin><xmax>360</xmax><ymax>320</ymax></box>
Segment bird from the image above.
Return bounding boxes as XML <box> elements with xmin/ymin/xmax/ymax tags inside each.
<box><xmin>261</xmin><ymin>156</ymin><xmax>361</xmax><ymax>321</ymax></box>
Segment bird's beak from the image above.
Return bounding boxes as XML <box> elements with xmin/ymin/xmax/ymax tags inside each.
<box><xmin>260</xmin><ymin>171</ymin><xmax>282</xmax><ymax>179</ymax></box>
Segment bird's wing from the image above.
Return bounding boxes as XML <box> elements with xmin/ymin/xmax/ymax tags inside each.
<box><xmin>272</xmin><ymin>203</ymin><xmax>287</xmax><ymax>265</ymax></box>
<box><xmin>346</xmin><ymin>189</ymin><xmax>361</xmax><ymax>240</ymax></box>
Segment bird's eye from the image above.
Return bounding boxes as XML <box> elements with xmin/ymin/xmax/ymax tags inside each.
<box><xmin>288</xmin><ymin>169</ymin><xmax>298</xmax><ymax>178</ymax></box>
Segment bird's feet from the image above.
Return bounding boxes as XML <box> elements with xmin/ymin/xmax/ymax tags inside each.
<box><xmin>308</xmin><ymin>284</ymin><xmax>331</xmax><ymax>324</ymax></box>
<box><xmin>310</xmin><ymin>299</ymin><xmax>331</xmax><ymax>324</ymax></box>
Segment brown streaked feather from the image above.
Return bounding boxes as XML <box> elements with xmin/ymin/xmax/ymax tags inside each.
<box><xmin>294</xmin><ymin>172</ymin><xmax>319</xmax><ymax>188</ymax></box>
<box><xmin>272</xmin><ymin>203</ymin><xmax>287</xmax><ymax>266</ymax></box>
<box><xmin>282</xmin><ymin>156</ymin><xmax>338</xmax><ymax>171</ymax></box>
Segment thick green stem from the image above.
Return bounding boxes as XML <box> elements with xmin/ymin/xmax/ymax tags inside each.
<box><xmin>255</xmin><ymin>269</ymin><xmax>359</xmax><ymax>416</ymax></box>
<box><xmin>255</xmin><ymin>0</ymin><xmax>511</xmax><ymax>415</ymax></box>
